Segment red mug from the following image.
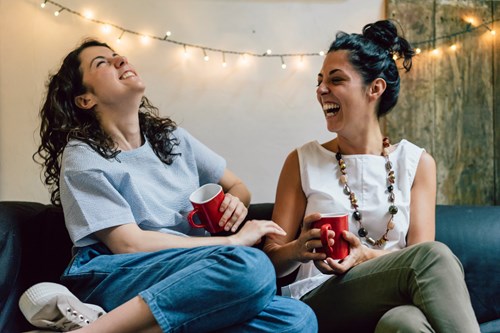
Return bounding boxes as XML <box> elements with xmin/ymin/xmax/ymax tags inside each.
<box><xmin>187</xmin><ymin>184</ymin><xmax>225</xmax><ymax>234</ymax></box>
<box><xmin>312</xmin><ymin>213</ymin><xmax>349</xmax><ymax>260</ymax></box>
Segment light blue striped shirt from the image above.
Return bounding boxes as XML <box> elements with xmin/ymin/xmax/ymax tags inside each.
<box><xmin>60</xmin><ymin>127</ymin><xmax>226</xmax><ymax>247</ymax></box>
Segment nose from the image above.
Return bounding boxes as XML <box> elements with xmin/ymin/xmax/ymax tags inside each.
<box><xmin>113</xmin><ymin>56</ymin><xmax>128</xmax><ymax>68</ymax></box>
<box><xmin>316</xmin><ymin>82</ymin><xmax>329</xmax><ymax>95</ymax></box>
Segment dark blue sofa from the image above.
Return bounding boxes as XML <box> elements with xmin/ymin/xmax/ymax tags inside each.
<box><xmin>0</xmin><ymin>201</ymin><xmax>499</xmax><ymax>332</ymax></box>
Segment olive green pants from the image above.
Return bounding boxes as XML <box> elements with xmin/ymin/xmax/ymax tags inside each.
<box><xmin>301</xmin><ymin>241</ymin><xmax>480</xmax><ymax>333</ymax></box>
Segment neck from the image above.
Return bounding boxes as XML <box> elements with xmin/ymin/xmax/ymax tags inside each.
<box><xmin>336</xmin><ymin>128</ymin><xmax>385</xmax><ymax>155</ymax></box>
<box><xmin>98</xmin><ymin>107</ymin><xmax>143</xmax><ymax>151</ymax></box>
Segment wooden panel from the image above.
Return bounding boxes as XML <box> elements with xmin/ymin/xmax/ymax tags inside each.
<box><xmin>386</xmin><ymin>0</ymin><xmax>496</xmax><ymax>205</ymax></box>
<box><xmin>494</xmin><ymin>1</ymin><xmax>500</xmax><ymax>205</ymax></box>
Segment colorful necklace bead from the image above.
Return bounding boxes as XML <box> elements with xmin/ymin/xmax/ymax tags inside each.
<box><xmin>335</xmin><ymin>137</ymin><xmax>397</xmax><ymax>247</ymax></box>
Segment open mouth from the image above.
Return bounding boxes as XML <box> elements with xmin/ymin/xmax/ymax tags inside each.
<box><xmin>323</xmin><ymin>102</ymin><xmax>340</xmax><ymax>117</ymax></box>
<box><xmin>120</xmin><ymin>70</ymin><xmax>136</xmax><ymax>80</ymax></box>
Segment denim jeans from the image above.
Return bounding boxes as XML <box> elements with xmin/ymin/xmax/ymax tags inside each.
<box><xmin>301</xmin><ymin>242</ymin><xmax>480</xmax><ymax>333</ymax></box>
<box><xmin>62</xmin><ymin>244</ymin><xmax>317</xmax><ymax>333</ymax></box>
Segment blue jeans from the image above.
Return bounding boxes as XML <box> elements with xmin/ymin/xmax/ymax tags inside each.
<box><xmin>62</xmin><ymin>244</ymin><xmax>317</xmax><ymax>333</ymax></box>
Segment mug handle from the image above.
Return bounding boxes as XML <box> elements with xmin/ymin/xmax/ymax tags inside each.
<box><xmin>320</xmin><ymin>224</ymin><xmax>334</xmax><ymax>258</ymax></box>
<box><xmin>187</xmin><ymin>209</ymin><xmax>205</xmax><ymax>228</ymax></box>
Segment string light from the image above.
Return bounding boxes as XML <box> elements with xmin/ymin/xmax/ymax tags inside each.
<box><xmin>450</xmin><ymin>44</ymin><xmax>457</xmax><ymax>51</ymax></box>
<box><xmin>101</xmin><ymin>24</ymin><xmax>111</xmax><ymax>34</ymax></box>
<box><xmin>83</xmin><ymin>10</ymin><xmax>93</xmax><ymax>20</ymax></box>
<box><xmin>54</xmin><ymin>8</ymin><xmax>64</xmax><ymax>16</ymax></box>
<box><xmin>280</xmin><ymin>56</ymin><xmax>286</xmax><ymax>69</ymax></box>
<box><xmin>183</xmin><ymin>45</ymin><xmax>190</xmax><ymax>58</ymax></box>
<box><xmin>140</xmin><ymin>35</ymin><xmax>150</xmax><ymax>44</ymax></box>
<box><xmin>39</xmin><ymin>0</ymin><xmax>498</xmax><ymax>67</ymax></box>
<box><xmin>116</xmin><ymin>30</ymin><xmax>125</xmax><ymax>43</ymax></box>
<box><xmin>221</xmin><ymin>52</ymin><xmax>227</xmax><ymax>67</ymax></box>
<box><xmin>298</xmin><ymin>55</ymin><xmax>305</xmax><ymax>68</ymax></box>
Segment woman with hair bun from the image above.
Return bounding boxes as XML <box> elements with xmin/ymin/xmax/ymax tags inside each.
<box><xmin>264</xmin><ymin>20</ymin><xmax>480</xmax><ymax>333</ymax></box>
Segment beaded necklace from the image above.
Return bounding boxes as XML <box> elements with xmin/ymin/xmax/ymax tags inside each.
<box><xmin>335</xmin><ymin>137</ymin><xmax>398</xmax><ymax>247</ymax></box>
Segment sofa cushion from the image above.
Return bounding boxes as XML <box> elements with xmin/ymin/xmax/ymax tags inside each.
<box><xmin>435</xmin><ymin>205</ymin><xmax>500</xmax><ymax>325</ymax></box>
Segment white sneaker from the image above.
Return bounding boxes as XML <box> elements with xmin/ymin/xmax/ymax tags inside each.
<box><xmin>19</xmin><ymin>282</ymin><xmax>106</xmax><ymax>331</ymax></box>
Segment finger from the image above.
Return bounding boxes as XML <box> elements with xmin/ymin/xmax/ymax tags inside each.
<box><xmin>303</xmin><ymin>213</ymin><xmax>322</xmax><ymax>229</ymax></box>
<box><xmin>259</xmin><ymin>220</ymin><xmax>287</xmax><ymax>236</ymax></box>
<box><xmin>219</xmin><ymin>193</ymin><xmax>232</xmax><ymax>212</ymax></box>
<box><xmin>230</xmin><ymin>204</ymin><xmax>248</xmax><ymax>232</ymax></box>
<box><xmin>219</xmin><ymin>200</ymin><xmax>239</xmax><ymax>226</ymax></box>
<box><xmin>305</xmin><ymin>239</ymin><xmax>323</xmax><ymax>251</ymax></box>
<box><xmin>314</xmin><ymin>259</ymin><xmax>335</xmax><ymax>274</ymax></box>
<box><xmin>326</xmin><ymin>257</ymin><xmax>352</xmax><ymax>274</ymax></box>
<box><xmin>342</xmin><ymin>230</ymin><xmax>361</xmax><ymax>246</ymax></box>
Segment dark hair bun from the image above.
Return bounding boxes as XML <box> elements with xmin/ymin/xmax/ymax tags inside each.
<box><xmin>362</xmin><ymin>20</ymin><xmax>399</xmax><ymax>50</ymax></box>
<box><xmin>363</xmin><ymin>20</ymin><xmax>414</xmax><ymax>71</ymax></box>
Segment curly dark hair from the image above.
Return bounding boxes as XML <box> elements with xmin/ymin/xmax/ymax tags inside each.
<box><xmin>33</xmin><ymin>39</ymin><xmax>179</xmax><ymax>206</ymax></box>
<box><xmin>328</xmin><ymin>20</ymin><xmax>415</xmax><ymax>117</ymax></box>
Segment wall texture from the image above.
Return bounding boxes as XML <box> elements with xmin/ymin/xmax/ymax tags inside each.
<box><xmin>0</xmin><ymin>0</ymin><xmax>384</xmax><ymax>204</ymax></box>
<box><xmin>386</xmin><ymin>0</ymin><xmax>499</xmax><ymax>205</ymax></box>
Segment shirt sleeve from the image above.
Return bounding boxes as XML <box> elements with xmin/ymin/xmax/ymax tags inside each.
<box><xmin>60</xmin><ymin>144</ymin><xmax>136</xmax><ymax>247</ymax></box>
<box><xmin>175</xmin><ymin>127</ymin><xmax>226</xmax><ymax>185</ymax></box>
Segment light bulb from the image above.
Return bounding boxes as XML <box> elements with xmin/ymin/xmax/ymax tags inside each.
<box><xmin>83</xmin><ymin>10</ymin><xmax>93</xmax><ymax>20</ymax></box>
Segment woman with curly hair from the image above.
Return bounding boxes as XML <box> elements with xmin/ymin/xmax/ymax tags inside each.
<box><xmin>30</xmin><ymin>39</ymin><xmax>317</xmax><ymax>333</ymax></box>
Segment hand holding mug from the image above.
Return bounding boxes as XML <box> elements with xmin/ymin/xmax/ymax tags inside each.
<box><xmin>218</xmin><ymin>193</ymin><xmax>248</xmax><ymax>232</ymax></box>
<box><xmin>187</xmin><ymin>184</ymin><xmax>226</xmax><ymax>234</ymax></box>
<box><xmin>312</xmin><ymin>213</ymin><xmax>350</xmax><ymax>260</ymax></box>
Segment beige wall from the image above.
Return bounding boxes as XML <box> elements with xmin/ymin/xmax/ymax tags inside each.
<box><xmin>0</xmin><ymin>0</ymin><xmax>384</xmax><ymax>204</ymax></box>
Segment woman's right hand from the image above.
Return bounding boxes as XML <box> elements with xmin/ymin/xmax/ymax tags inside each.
<box><xmin>229</xmin><ymin>220</ymin><xmax>286</xmax><ymax>247</ymax></box>
<box><xmin>294</xmin><ymin>213</ymin><xmax>329</xmax><ymax>263</ymax></box>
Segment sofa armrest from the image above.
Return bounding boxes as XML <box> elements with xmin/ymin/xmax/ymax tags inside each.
<box><xmin>435</xmin><ymin>205</ymin><xmax>500</xmax><ymax>325</ymax></box>
<box><xmin>0</xmin><ymin>201</ymin><xmax>72</xmax><ymax>332</ymax></box>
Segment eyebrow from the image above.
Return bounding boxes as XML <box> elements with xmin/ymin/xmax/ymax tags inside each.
<box><xmin>317</xmin><ymin>69</ymin><xmax>342</xmax><ymax>78</ymax></box>
<box><xmin>89</xmin><ymin>53</ymin><xmax>119</xmax><ymax>68</ymax></box>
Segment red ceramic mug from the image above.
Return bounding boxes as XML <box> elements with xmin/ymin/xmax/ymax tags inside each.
<box><xmin>312</xmin><ymin>213</ymin><xmax>349</xmax><ymax>260</ymax></box>
<box><xmin>187</xmin><ymin>183</ymin><xmax>225</xmax><ymax>234</ymax></box>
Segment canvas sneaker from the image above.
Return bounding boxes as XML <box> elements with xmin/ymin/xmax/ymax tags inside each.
<box><xmin>19</xmin><ymin>282</ymin><xmax>106</xmax><ymax>331</ymax></box>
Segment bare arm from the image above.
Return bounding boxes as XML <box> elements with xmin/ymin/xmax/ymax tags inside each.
<box><xmin>95</xmin><ymin>219</ymin><xmax>285</xmax><ymax>254</ymax></box>
<box><xmin>263</xmin><ymin>150</ymin><xmax>327</xmax><ymax>277</ymax></box>
<box><xmin>407</xmin><ymin>151</ymin><xmax>436</xmax><ymax>245</ymax></box>
<box><xmin>217</xmin><ymin>168</ymin><xmax>251</xmax><ymax>232</ymax></box>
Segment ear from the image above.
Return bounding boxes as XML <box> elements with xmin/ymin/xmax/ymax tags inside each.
<box><xmin>368</xmin><ymin>78</ymin><xmax>387</xmax><ymax>102</ymax></box>
<box><xmin>74</xmin><ymin>93</ymin><xmax>96</xmax><ymax>110</ymax></box>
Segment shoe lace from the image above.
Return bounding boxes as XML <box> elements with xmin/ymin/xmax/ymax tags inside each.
<box><xmin>47</xmin><ymin>306</ymin><xmax>93</xmax><ymax>331</ymax></box>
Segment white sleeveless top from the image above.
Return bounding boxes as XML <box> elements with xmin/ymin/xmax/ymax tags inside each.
<box><xmin>281</xmin><ymin>139</ymin><xmax>424</xmax><ymax>299</ymax></box>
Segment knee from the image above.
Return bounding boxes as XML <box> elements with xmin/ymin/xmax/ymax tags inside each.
<box><xmin>219</xmin><ymin>246</ymin><xmax>276</xmax><ymax>297</ymax></box>
<box><xmin>289</xmin><ymin>301</ymin><xmax>318</xmax><ymax>333</ymax></box>
<box><xmin>413</xmin><ymin>241</ymin><xmax>463</xmax><ymax>274</ymax></box>
<box><xmin>375</xmin><ymin>305</ymin><xmax>433</xmax><ymax>333</ymax></box>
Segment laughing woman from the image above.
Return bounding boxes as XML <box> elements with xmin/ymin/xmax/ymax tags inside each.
<box><xmin>31</xmin><ymin>39</ymin><xmax>317</xmax><ymax>333</ymax></box>
<box><xmin>263</xmin><ymin>20</ymin><xmax>480</xmax><ymax>333</ymax></box>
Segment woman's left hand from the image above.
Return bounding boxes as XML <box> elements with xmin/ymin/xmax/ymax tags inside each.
<box><xmin>218</xmin><ymin>193</ymin><xmax>248</xmax><ymax>232</ymax></box>
<box><xmin>314</xmin><ymin>230</ymin><xmax>370</xmax><ymax>275</ymax></box>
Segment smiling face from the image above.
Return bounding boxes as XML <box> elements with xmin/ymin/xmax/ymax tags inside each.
<box><xmin>316</xmin><ymin>50</ymin><xmax>375</xmax><ymax>134</ymax></box>
<box><xmin>75</xmin><ymin>46</ymin><xmax>145</xmax><ymax>111</ymax></box>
